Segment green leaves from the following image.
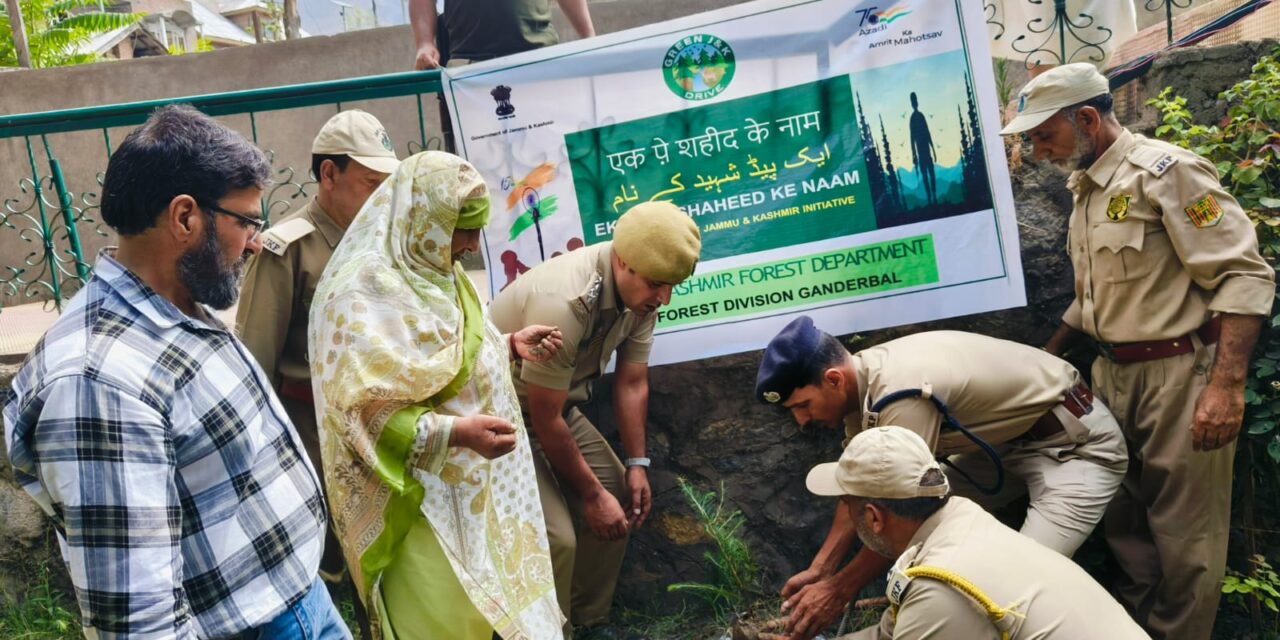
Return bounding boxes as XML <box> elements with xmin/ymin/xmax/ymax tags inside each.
<box><xmin>1222</xmin><ymin>555</ymin><xmax>1280</xmax><ymax>616</ymax></box>
<box><xmin>0</xmin><ymin>0</ymin><xmax>140</xmax><ymax>68</ymax></box>
<box><xmin>1153</xmin><ymin>48</ymin><xmax>1280</xmax><ymax>474</ymax></box>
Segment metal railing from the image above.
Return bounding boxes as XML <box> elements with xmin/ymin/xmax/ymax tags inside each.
<box><xmin>984</xmin><ymin>0</ymin><xmax>1198</xmax><ymax>69</ymax></box>
<box><xmin>0</xmin><ymin>69</ymin><xmax>445</xmax><ymax>312</ymax></box>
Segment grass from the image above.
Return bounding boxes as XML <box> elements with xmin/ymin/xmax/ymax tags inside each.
<box><xmin>0</xmin><ymin>563</ymin><xmax>80</xmax><ymax>640</ymax></box>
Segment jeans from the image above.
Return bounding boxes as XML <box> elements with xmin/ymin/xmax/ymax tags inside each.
<box><xmin>239</xmin><ymin>578</ymin><xmax>352</xmax><ymax>640</ymax></box>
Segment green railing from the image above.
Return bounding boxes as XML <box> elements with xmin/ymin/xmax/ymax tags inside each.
<box><xmin>0</xmin><ymin>69</ymin><xmax>445</xmax><ymax>313</ymax></box>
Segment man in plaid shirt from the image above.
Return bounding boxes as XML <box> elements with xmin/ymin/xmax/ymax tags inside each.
<box><xmin>3</xmin><ymin>105</ymin><xmax>349</xmax><ymax>639</ymax></box>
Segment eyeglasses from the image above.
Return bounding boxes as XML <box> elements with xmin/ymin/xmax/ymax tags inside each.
<box><xmin>201</xmin><ymin>201</ymin><xmax>266</xmax><ymax>241</ymax></box>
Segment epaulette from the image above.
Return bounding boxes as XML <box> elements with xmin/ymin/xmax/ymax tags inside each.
<box><xmin>573</xmin><ymin>271</ymin><xmax>604</xmax><ymax>316</ymax></box>
<box><xmin>260</xmin><ymin>217</ymin><xmax>316</xmax><ymax>256</ymax></box>
<box><xmin>1126</xmin><ymin>144</ymin><xmax>1178</xmax><ymax>178</ymax></box>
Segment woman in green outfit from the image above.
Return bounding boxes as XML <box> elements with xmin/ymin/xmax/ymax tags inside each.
<box><xmin>308</xmin><ymin>151</ymin><xmax>565</xmax><ymax>639</ymax></box>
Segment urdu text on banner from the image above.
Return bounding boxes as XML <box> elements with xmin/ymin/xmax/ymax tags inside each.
<box><xmin>443</xmin><ymin>0</ymin><xmax>1026</xmax><ymax>366</ymax></box>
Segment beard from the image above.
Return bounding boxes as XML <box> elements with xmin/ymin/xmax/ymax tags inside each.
<box><xmin>856</xmin><ymin>513</ymin><xmax>897</xmax><ymax>558</ymax></box>
<box><xmin>1049</xmin><ymin>125</ymin><xmax>1097</xmax><ymax>176</ymax></box>
<box><xmin>177</xmin><ymin>220</ymin><xmax>249</xmax><ymax>311</ymax></box>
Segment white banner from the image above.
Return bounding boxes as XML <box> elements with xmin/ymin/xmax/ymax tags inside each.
<box><xmin>445</xmin><ymin>0</ymin><xmax>1025</xmax><ymax>366</ymax></box>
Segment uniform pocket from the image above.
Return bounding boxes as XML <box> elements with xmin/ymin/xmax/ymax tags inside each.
<box><xmin>1093</xmin><ymin>222</ymin><xmax>1152</xmax><ymax>283</ymax></box>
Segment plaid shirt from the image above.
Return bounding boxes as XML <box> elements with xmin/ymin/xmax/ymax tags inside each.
<box><xmin>4</xmin><ymin>252</ymin><xmax>326</xmax><ymax>639</ymax></box>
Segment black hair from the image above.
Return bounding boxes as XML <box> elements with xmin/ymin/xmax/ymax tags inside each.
<box><xmin>101</xmin><ymin>104</ymin><xmax>271</xmax><ymax>236</ymax></box>
<box><xmin>803</xmin><ymin>332</ymin><xmax>851</xmax><ymax>387</ymax></box>
<box><xmin>1065</xmin><ymin>92</ymin><xmax>1114</xmax><ymax>119</ymax></box>
<box><xmin>865</xmin><ymin>468</ymin><xmax>951</xmax><ymax>521</ymax></box>
<box><xmin>310</xmin><ymin>154</ymin><xmax>352</xmax><ymax>183</ymax></box>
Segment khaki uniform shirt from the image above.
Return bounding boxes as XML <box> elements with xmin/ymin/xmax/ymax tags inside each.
<box><xmin>236</xmin><ymin>199</ymin><xmax>345</xmax><ymax>386</ymax></box>
<box><xmin>489</xmin><ymin>243</ymin><xmax>655</xmax><ymax>407</ymax></box>
<box><xmin>1064</xmin><ymin>129</ymin><xmax>1274</xmax><ymax>343</ymax></box>
<box><xmin>872</xmin><ymin>498</ymin><xmax>1148</xmax><ymax>639</ymax></box>
<box><xmin>846</xmin><ymin>331</ymin><xmax>1084</xmax><ymax>454</ymax></box>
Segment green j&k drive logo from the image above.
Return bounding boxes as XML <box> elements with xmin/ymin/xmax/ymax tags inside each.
<box><xmin>663</xmin><ymin>34</ymin><xmax>736</xmax><ymax>101</ymax></box>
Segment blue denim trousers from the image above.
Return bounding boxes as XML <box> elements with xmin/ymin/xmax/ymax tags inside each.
<box><xmin>239</xmin><ymin>578</ymin><xmax>352</xmax><ymax>640</ymax></box>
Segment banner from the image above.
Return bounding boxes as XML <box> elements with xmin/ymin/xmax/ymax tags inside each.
<box><xmin>444</xmin><ymin>0</ymin><xmax>1025</xmax><ymax>366</ymax></box>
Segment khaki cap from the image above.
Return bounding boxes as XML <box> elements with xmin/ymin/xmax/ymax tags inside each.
<box><xmin>999</xmin><ymin>63</ymin><xmax>1111</xmax><ymax>136</ymax></box>
<box><xmin>806</xmin><ymin>426</ymin><xmax>950</xmax><ymax>499</ymax></box>
<box><xmin>612</xmin><ymin>202</ymin><xmax>702</xmax><ymax>283</ymax></box>
<box><xmin>312</xmin><ymin>110</ymin><xmax>400</xmax><ymax>174</ymax></box>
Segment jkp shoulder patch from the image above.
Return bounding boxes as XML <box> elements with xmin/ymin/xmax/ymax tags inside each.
<box><xmin>1127</xmin><ymin>144</ymin><xmax>1177</xmax><ymax>177</ymax></box>
<box><xmin>1106</xmin><ymin>195</ymin><xmax>1130</xmax><ymax>222</ymax></box>
<box><xmin>1184</xmin><ymin>194</ymin><xmax>1224</xmax><ymax>228</ymax></box>
<box><xmin>260</xmin><ymin>217</ymin><xmax>316</xmax><ymax>256</ymax></box>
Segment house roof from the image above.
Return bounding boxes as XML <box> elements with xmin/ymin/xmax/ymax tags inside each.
<box><xmin>191</xmin><ymin>0</ymin><xmax>257</xmax><ymax>44</ymax></box>
<box><xmin>73</xmin><ymin>22</ymin><xmax>168</xmax><ymax>56</ymax></box>
<box><xmin>209</xmin><ymin>0</ymin><xmax>267</xmax><ymax>15</ymax></box>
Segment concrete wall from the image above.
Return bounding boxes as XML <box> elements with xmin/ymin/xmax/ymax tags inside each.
<box><xmin>0</xmin><ymin>0</ymin><xmax>749</xmax><ymax>308</ymax></box>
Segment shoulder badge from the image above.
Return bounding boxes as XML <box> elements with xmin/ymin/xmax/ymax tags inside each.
<box><xmin>1106</xmin><ymin>195</ymin><xmax>1130</xmax><ymax>222</ymax></box>
<box><xmin>1127</xmin><ymin>144</ymin><xmax>1177</xmax><ymax>177</ymax></box>
<box><xmin>886</xmin><ymin>544</ymin><xmax>922</xmax><ymax>606</ymax></box>
<box><xmin>260</xmin><ymin>217</ymin><xmax>316</xmax><ymax>256</ymax></box>
<box><xmin>1185</xmin><ymin>194</ymin><xmax>1224</xmax><ymax>228</ymax></box>
<box><xmin>574</xmin><ymin>271</ymin><xmax>604</xmax><ymax>316</ymax></box>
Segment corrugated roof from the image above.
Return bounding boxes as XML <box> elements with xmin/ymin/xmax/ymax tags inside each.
<box><xmin>192</xmin><ymin>0</ymin><xmax>257</xmax><ymax>43</ymax></box>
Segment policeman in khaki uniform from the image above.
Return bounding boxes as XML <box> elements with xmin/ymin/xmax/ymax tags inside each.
<box><xmin>805</xmin><ymin>427</ymin><xmax>1149</xmax><ymax>640</ymax></box>
<box><xmin>756</xmin><ymin>319</ymin><xmax>1128</xmax><ymax>640</ymax></box>
<box><xmin>236</xmin><ymin>109</ymin><xmax>399</xmax><ymax>580</ymax></box>
<box><xmin>488</xmin><ymin>202</ymin><xmax>701</xmax><ymax>637</ymax></box>
<box><xmin>1001</xmin><ymin>63</ymin><xmax>1275</xmax><ymax>639</ymax></box>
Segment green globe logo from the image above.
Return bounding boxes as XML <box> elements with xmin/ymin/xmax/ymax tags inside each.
<box><xmin>663</xmin><ymin>34</ymin><xmax>736</xmax><ymax>101</ymax></box>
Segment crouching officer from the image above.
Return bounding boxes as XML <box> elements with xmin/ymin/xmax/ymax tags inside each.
<box><xmin>236</xmin><ymin>109</ymin><xmax>399</xmax><ymax>584</ymax></box>
<box><xmin>759</xmin><ymin>319</ymin><xmax>1128</xmax><ymax>640</ymax></box>
<box><xmin>489</xmin><ymin>201</ymin><xmax>702</xmax><ymax>638</ymax></box>
<box><xmin>809</xmin><ymin>427</ymin><xmax>1148</xmax><ymax>639</ymax></box>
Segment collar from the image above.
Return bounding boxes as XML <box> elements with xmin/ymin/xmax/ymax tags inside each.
<box><xmin>305</xmin><ymin>198</ymin><xmax>345</xmax><ymax>249</ymax></box>
<box><xmin>596</xmin><ymin>242</ymin><xmax>618</xmax><ymax>312</ymax></box>
<box><xmin>905</xmin><ymin>495</ymin><xmax>960</xmax><ymax>551</ymax></box>
<box><xmin>850</xmin><ymin>353</ymin><xmax>870</xmax><ymax>421</ymax></box>
<box><xmin>94</xmin><ymin>249</ymin><xmax>222</xmax><ymax>332</ymax></box>
<box><xmin>1082</xmin><ymin>128</ymin><xmax>1136</xmax><ymax>190</ymax></box>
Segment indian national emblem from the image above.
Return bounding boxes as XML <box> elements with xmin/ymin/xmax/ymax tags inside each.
<box><xmin>1106</xmin><ymin>194</ymin><xmax>1130</xmax><ymax>222</ymax></box>
<box><xmin>491</xmin><ymin>85</ymin><xmax>515</xmax><ymax>118</ymax></box>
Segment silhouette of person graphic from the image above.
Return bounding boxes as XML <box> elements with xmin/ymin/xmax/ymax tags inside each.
<box><xmin>909</xmin><ymin>92</ymin><xmax>938</xmax><ymax>207</ymax></box>
<box><xmin>501</xmin><ymin>250</ymin><xmax>530</xmax><ymax>289</ymax></box>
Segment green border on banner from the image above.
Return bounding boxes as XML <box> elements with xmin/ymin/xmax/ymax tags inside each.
<box><xmin>657</xmin><ymin>234</ymin><xmax>939</xmax><ymax>329</ymax></box>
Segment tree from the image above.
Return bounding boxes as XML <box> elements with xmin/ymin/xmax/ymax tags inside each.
<box><xmin>1</xmin><ymin>0</ymin><xmax>141</xmax><ymax>68</ymax></box>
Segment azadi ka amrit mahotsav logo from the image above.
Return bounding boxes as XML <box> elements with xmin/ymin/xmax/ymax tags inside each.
<box><xmin>663</xmin><ymin>34</ymin><xmax>736</xmax><ymax>101</ymax></box>
<box><xmin>857</xmin><ymin>5</ymin><xmax>912</xmax><ymax>27</ymax></box>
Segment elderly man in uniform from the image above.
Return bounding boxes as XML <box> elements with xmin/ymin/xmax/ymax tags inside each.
<box><xmin>757</xmin><ymin>318</ymin><xmax>1129</xmax><ymax>640</ymax></box>
<box><xmin>236</xmin><ymin>109</ymin><xmax>399</xmax><ymax>583</ymax></box>
<box><xmin>1000</xmin><ymin>63</ymin><xmax>1275</xmax><ymax>639</ymax></box>
<box><xmin>489</xmin><ymin>202</ymin><xmax>701</xmax><ymax>638</ymax></box>
<box><xmin>809</xmin><ymin>427</ymin><xmax>1149</xmax><ymax>640</ymax></box>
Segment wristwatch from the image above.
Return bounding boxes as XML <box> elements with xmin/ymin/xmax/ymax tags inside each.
<box><xmin>624</xmin><ymin>457</ymin><xmax>651</xmax><ymax>468</ymax></box>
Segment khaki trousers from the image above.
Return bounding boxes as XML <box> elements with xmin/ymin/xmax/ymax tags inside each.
<box><xmin>1095</xmin><ymin>344</ymin><xmax>1231</xmax><ymax>640</ymax></box>
<box><xmin>527</xmin><ymin>407</ymin><xmax>629</xmax><ymax>629</ymax></box>
<box><xmin>944</xmin><ymin>400</ymin><xmax>1129</xmax><ymax>556</ymax></box>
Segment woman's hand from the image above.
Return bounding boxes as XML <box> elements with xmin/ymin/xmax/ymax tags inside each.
<box><xmin>513</xmin><ymin>325</ymin><xmax>563</xmax><ymax>362</ymax></box>
<box><xmin>450</xmin><ymin>415</ymin><xmax>517</xmax><ymax>459</ymax></box>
